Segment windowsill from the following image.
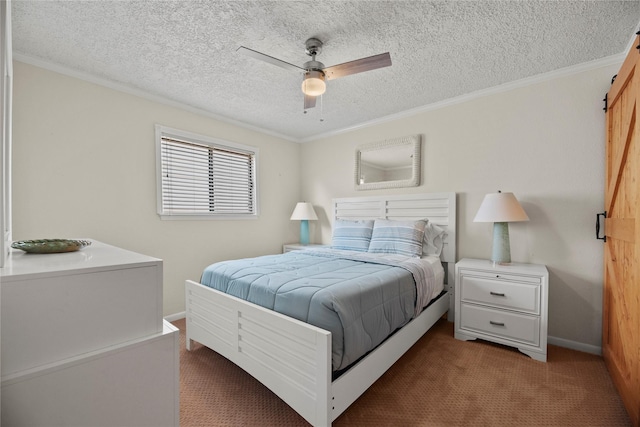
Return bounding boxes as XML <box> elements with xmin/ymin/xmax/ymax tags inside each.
<box><xmin>158</xmin><ymin>214</ymin><xmax>259</xmax><ymax>221</ymax></box>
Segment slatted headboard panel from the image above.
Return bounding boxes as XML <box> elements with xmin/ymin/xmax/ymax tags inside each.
<box><xmin>332</xmin><ymin>192</ymin><xmax>456</xmax><ymax>264</ymax></box>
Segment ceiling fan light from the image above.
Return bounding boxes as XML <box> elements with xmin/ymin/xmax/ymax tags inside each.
<box><xmin>301</xmin><ymin>71</ymin><xmax>326</xmax><ymax>96</ymax></box>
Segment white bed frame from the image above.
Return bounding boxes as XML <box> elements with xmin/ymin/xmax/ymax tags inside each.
<box><xmin>185</xmin><ymin>192</ymin><xmax>456</xmax><ymax>426</ymax></box>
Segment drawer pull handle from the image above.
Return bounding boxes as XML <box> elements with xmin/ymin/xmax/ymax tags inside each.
<box><xmin>490</xmin><ymin>291</ymin><xmax>506</xmax><ymax>297</ymax></box>
<box><xmin>489</xmin><ymin>320</ymin><xmax>505</xmax><ymax>327</ymax></box>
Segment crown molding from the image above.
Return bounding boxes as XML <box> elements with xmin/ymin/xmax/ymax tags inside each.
<box><xmin>299</xmin><ymin>52</ymin><xmax>626</xmax><ymax>143</ymax></box>
<box><xmin>13</xmin><ymin>53</ymin><xmax>298</xmax><ymax>143</ymax></box>
<box><xmin>15</xmin><ymin>50</ymin><xmax>626</xmax><ymax>145</ymax></box>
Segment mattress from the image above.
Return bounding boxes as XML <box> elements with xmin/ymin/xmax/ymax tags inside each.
<box><xmin>200</xmin><ymin>249</ymin><xmax>444</xmax><ymax>371</ymax></box>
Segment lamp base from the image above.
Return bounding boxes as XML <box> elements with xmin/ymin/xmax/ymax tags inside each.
<box><xmin>491</xmin><ymin>222</ymin><xmax>511</xmax><ymax>265</ymax></box>
<box><xmin>300</xmin><ymin>220</ymin><xmax>310</xmax><ymax>245</ymax></box>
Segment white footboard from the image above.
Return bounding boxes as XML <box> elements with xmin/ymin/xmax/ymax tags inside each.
<box><xmin>186</xmin><ymin>279</ymin><xmax>449</xmax><ymax>426</ymax></box>
<box><xmin>185</xmin><ymin>280</ymin><xmax>332</xmax><ymax>426</ymax></box>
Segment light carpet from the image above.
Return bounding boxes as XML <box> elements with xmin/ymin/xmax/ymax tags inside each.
<box><xmin>173</xmin><ymin>318</ymin><xmax>630</xmax><ymax>426</ymax></box>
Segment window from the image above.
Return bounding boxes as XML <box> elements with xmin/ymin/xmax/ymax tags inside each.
<box><xmin>156</xmin><ymin>126</ymin><xmax>258</xmax><ymax>219</ymax></box>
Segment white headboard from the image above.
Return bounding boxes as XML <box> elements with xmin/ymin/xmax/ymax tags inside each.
<box><xmin>332</xmin><ymin>192</ymin><xmax>456</xmax><ymax>318</ymax></box>
<box><xmin>331</xmin><ymin>192</ymin><xmax>456</xmax><ymax>263</ymax></box>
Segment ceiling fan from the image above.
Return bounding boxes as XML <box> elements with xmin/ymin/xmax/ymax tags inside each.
<box><xmin>237</xmin><ymin>38</ymin><xmax>392</xmax><ymax>110</ymax></box>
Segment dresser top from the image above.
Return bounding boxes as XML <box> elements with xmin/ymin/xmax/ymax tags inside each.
<box><xmin>0</xmin><ymin>240</ymin><xmax>161</xmax><ymax>280</ymax></box>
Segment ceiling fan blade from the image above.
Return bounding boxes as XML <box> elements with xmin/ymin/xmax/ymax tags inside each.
<box><xmin>237</xmin><ymin>46</ymin><xmax>304</xmax><ymax>73</ymax></box>
<box><xmin>304</xmin><ymin>94</ymin><xmax>317</xmax><ymax>110</ymax></box>
<box><xmin>323</xmin><ymin>52</ymin><xmax>392</xmax><ymax>80</ymax></box>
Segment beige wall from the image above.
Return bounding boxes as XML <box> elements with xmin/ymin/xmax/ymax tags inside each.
<box><xmin>301</xmin><ymin>63</ymin><xmax>619</xmax><ymax>350</ymax></box>
<box><xmin>12</xmin><ymin>61</ymin><xmax>302</xmax><ymax>316</ymax></box>
<box><xmin>12</xmin><ymin>58</ymin><xmax>618</xmax><ymax>349</ymax></box>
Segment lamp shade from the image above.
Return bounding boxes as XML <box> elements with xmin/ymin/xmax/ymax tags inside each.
<box><xmin>290</xmin><ymin>202</ymin><xmax>318</xmax><ymax>221</ymax></box>
<box><xmin>473</xmin><ymin>192</ymin><xmax>529</xmax><ymax>223</ymax></box>
<box><xmin>301</xmin><ymin>71</ymin><xmax>326</xmax><ymax>96</ymax></box>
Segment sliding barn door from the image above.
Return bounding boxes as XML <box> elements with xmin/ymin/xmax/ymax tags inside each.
<box><xmin>603</xmin><ymin>32</ymin><xmax>640</xmax><ymax>426</ymax></box>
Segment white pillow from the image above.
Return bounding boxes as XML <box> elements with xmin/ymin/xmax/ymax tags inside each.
<box><xmin>423</xmin><ymin>221</ymin><xmax>446</xmax><ymax>256</ymax></box>
<box><xmin>368</xmin><ymin>219</ymin><xmax>427</xmax><ymax>258</ymax></box>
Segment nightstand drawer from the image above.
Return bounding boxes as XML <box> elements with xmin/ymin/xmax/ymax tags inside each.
<box><xmin>460</xmin><ymin>275</ymin><xmax>540</xmax><ymax>314</ymax></box>
<box><xmin>460</xmin><ymin>304</ymin><xmax>540</xmax><ymax>346</ymax></box>
<box><xmin>459</xmin><ymin>269</ymin><xmax>541</xmax><ymax>284</ymax></box>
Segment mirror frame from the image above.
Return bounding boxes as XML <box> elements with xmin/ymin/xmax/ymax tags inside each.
<box><xmin>355</xmin><ymin>134</ymin><xmax>421</xmax><ymax>191</ymax></box>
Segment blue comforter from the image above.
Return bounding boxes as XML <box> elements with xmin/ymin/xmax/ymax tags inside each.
<box><xmin>201</xmin><ymin>249</ymin><xmax>437</xmax><ymax>371</ymax></box>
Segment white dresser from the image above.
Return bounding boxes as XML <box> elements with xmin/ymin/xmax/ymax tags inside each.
<box><xmin>454</xmin><ymin>258</ymin><xmax>549</xmax><ymax>362</ymax></box>
<box><xmin>0</xmin><ymin>240</ymin><xmax>179</xmax><ymax>426</ymax></box>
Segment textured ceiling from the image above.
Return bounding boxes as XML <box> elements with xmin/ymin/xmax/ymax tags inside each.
<box><xmin>11</xmin><ymin>1</ymin><xmax>640</xmax><ymax>141</ymax></box>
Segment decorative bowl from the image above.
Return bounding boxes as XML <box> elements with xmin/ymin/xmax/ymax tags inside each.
<box><xmin>11</xmin><ymin>239</ymin><xmax>92</xmax><ymax>254</ymax></box>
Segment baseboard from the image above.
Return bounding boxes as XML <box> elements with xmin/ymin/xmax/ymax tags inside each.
<box><xmin>164</xmin><ymin>311</ymin><xmax>186</xmax><ymax>322</ymax></box>
<box><xmin>548</xmin><ymin>335</ymin><xmax>602</xmax><ymax>356</ymax></box>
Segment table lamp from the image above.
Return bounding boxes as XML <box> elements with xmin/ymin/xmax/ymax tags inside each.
<box><xmin>473</xmin><ymin>191</ymin><xmax>529</xmax><ymax>265</ymax></box>
<box><xmin>290</xmin><ymin>202</ymin><xmax>318</xmax><ymax>245</ymax></box>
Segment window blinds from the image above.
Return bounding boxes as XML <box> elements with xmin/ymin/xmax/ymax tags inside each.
<box><xmin>159</xmin><ymin>136</ymin><xmax>256</xmax><ymax>216</ymax></box>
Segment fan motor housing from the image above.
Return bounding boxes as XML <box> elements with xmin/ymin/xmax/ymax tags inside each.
<box><xmin>303</xmin><ymin>60</ymin><xmax>325</xmax><ymax>72</ymax></box>
<box><xmin>305</xmin><ymin>38</ymin><xmax>323</xmax><ymax>56</ymax></box>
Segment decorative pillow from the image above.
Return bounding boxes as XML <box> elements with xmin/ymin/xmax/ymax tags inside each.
<box><xmin>423</xmin><ymin>221</ymin><xmax>446</xmax><ymax>257</ymax></box>
<box><xmin>331</xmin><ymin>219</ymin><xmax>375</xmax><ymax>252</ymax></box>
<box><xmin>368</xmin><ymin>219</ymin><xmax>427</xmax><ymax>258</ymax></box>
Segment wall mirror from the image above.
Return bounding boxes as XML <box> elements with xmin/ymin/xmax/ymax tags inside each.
<box><xmin>355</xmin><ymin>135</ymin><xmax>421</xmax><ymax>190</ymax></box>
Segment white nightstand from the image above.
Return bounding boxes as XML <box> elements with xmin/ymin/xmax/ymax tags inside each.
<box><xmin>283</xmin><ymin>243</ymin><xmax>329</xmax><ymax>253</ymax></box>
<box><xmin>454</xmin><ymin>258</ymin><xmax>549</xmax><ymax>362</ymax></box>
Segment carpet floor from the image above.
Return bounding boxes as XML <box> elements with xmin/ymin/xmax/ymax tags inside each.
<box><xmin>173</xmin><ymin>318</ymin><xmax>630</xmax><ymax>426</ymax></box>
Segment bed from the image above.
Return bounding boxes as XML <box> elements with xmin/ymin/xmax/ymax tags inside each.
<box><xmin>185</xmin><ymin>192</ymin><xmax>456</xmax><ymax>426</ymax></box>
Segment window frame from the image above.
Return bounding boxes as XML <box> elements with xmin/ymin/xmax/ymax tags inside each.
<box><xmin>0</xmin><ymin>0</ymin><xmax>12</xmax><ymax>266</ymax></box>
<box><xmin>155</xmin><ymin>125</ymin><xmax>259</xmax><ymax>220</ymax></box>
